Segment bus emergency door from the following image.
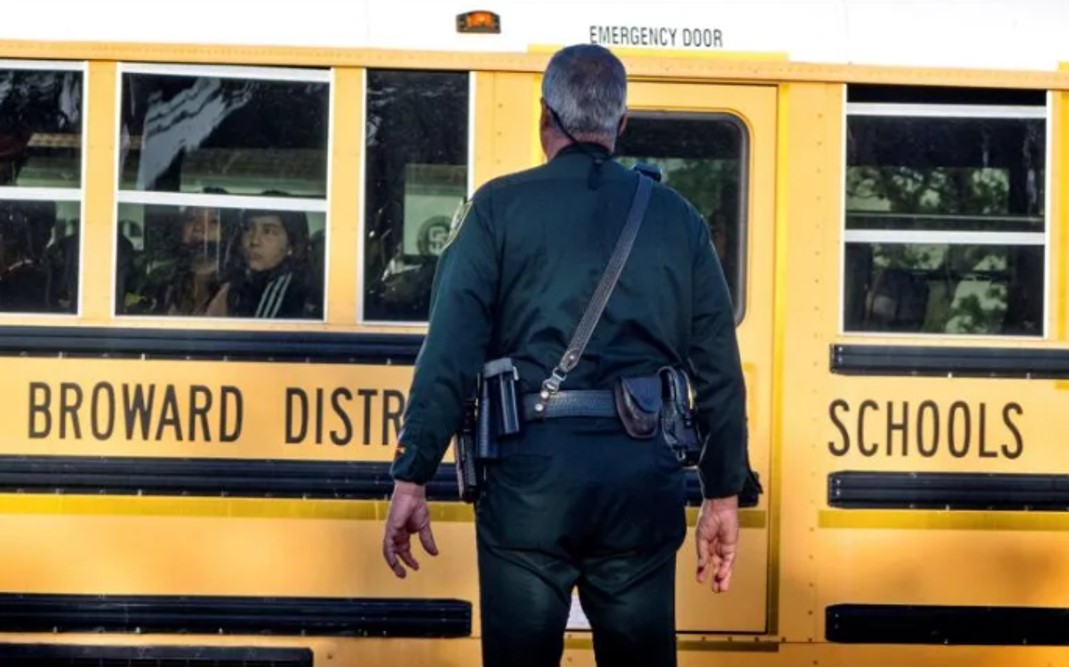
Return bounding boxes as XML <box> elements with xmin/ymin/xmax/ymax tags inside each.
<box><xmin>616</xmin><ymin>82</ymin><xmax>776</xmax><ymax>634</ymax></box>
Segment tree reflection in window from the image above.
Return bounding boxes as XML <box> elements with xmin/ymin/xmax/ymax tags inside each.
<box><xmin>844</xmin><ymin>109</ymin><xmax>1045</xmax><ymax>336</ymax></box>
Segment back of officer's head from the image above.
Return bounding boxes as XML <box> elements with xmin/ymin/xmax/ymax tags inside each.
<box><xmin>542</xmin><ymin>44</ymin><xmax>627</xmax><ymax>138</ymax></box>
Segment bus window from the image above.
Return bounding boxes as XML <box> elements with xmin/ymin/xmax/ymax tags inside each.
<box><xmin>0</xmin><ymin>66</ymin><xmax>83</xmax><ymax>314</ymax></box>
<box><xmin>362</xmin><ymin>70</ymin><xmax>469</xmax><ymax>323</ymax></box>
<box><xmin>118</xmin><ymin>201</ymin><xmax>325</xmax><ymax>319</ymax></box>
<box><xmin>616</xmin><ymin>113</ymin><xmax>746</xmax><ymax>321</ymax></box>
<box><xmin>115</xmin><ymin>66</ymin><xmax>329</xmax><ymax>319</ymax></box>
<box><xmin>843</xmin><ymin>95</ymin><xmax>1046</xmax><ymax>336</ymax></box>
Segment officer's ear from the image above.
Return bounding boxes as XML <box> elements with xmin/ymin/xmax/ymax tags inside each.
<box><xmin>539</xmin><ymin>98</ymin><xmax>553</xmax><ymax>132</ymax></box>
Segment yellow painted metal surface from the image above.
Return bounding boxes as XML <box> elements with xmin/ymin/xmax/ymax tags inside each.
<box><xmin>0</xmin><ymin>40</ymin><xmax>1066</xmax><ymax>667</ymax></box>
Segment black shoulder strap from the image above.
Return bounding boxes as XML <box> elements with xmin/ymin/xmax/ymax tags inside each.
<box><xmin>532</xmin><ymin>173</ymin><xmax>654</xmax><ymax>414</ymax></box>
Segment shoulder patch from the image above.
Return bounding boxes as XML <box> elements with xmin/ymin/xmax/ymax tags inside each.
<box><xmin>443</xmin><ymin>198</ymin><xmax>474</xmax><ymax>250</ymax></box>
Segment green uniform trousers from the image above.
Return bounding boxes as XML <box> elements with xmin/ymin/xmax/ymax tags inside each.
<box><xmin>475</xmin><ymin>418</ymin><xmax>687</xmax><ymax>667</ymax></box>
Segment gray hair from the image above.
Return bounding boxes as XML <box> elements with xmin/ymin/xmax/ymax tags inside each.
<box><xmin>541</xmin><ymin>44</ymin><xmax>627</xmax><ymax>137</ymax></box>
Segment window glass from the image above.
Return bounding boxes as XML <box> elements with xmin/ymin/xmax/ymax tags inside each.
<box><xmin>119</xmin><ymin>73</ymin><xmax>328</xmax><ymax>196</ymax></box>
<box><xmin>844</xmin><ymin>105</ymin><xmax>1045</xmax><ymax>336</ymax></box>
<box><xmin>117</xmin><ymin>203</ymin><xmax>325</xmax><ymax>319</ymax></box>
<box><xmin>616</xmin><ymin>114</ymin><xmax>746</xmax><ymax>319</ymax></box>
<box><xmin>116</xmin><ymin>68</ymin><xmax>329</xmax><ymax>319</ymax></box>
<box><xmin>0</xmin><ymin>200</ymin><xmax>79</xmax><ymax>313</ymax></box>
<box><xmin>362</xmin><ymin>70</ymin><xmax>469</xmax><ymax>323</ymax></box>
<box><xmin>0</xmin><ymin>67</ymin><xmax>83</xmax><ymax>315</ymax></box>
<box><xmin>0</xmin><ymin>69</ymin><xmax>82</xmax><ymax>188</ymax></box>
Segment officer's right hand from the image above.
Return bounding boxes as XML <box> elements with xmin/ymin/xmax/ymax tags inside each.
<box><xmin>695</xmin><ymin>495</ymin><xmax>739</xmax><ymax>593</ymax></box>
<box><xmin>382</xmin><ymin>480</ymin><xmax>439</xmax><ymax>578</ymax></box>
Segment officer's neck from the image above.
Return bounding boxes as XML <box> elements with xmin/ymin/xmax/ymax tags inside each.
<box><xmin>544</xmin><ymin>134</ymin><xmax>614</xmax><ymax>161</ymax></box>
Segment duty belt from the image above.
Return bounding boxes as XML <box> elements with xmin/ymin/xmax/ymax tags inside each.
<box><xmin>522</xmin><ymin>390</ymin><xmax>617</xmax><ymax>421</ymax></box>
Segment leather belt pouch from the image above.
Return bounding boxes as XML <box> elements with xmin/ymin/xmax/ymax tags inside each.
<box><xmin>613</xmin><ymin>376</ymin><xmax>662</xmax><ymax>439</ymax></box>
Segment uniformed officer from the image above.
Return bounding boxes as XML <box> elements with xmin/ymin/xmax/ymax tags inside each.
<box><xmin>383</xmin><ymin>44</ymin><xmax>748</xmax><ymax>667</ymax></box>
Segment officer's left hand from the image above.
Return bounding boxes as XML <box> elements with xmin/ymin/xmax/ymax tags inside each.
<box><xmin>382</xmin><ymin>480</ymin><xmax>439</xmax><ymax>578</ymax></box>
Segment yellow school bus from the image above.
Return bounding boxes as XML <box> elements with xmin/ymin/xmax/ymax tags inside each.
<box><xmin>0</xmin><ymin>1</ymin><xmax>1067</xmax><ymax>665</ymax></box>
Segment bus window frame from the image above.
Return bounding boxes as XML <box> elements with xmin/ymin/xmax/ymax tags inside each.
<box><xmin>0</xmin><ymin>59</ymin><xmax>87</xmax><ymax>320</ymax></box>
<box><xmin>112</xmin><ymin>62</ymin><xmax>334</xmax><ymax>324</ymax></box>
<box><xmin>617</xmin><ymin>109</ymin><xmax>751</xmax><ymax>325</ymax></box>
<box><xmin>357</xmin><ymin>68</ymin><xmax>475</xmax><ymax>328</ymax></box>
<box><xmin>838</xmin><ymin>92</ymin><xmax>1052</xmax><ymax>340</ymax></box>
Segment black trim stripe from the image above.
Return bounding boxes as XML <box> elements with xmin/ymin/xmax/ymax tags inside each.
<box><xmin>0</xmin><ymin>326</ymin><xmax>424</xmax><ymax>364</ymax></box>
<box><xmin>0</xmin><ymin>456</ymin><xmax>462</xmax><ymax>502</ymax></box>
<box><xmin>0</xmin><ymin>644</ymin><xmax>312</xmax><ymax>666</ymax></box>
<box><xmin>0</xmin><ymin>456</ymin><xmax>758</xmax><ymax>508</ymax></box>
<box><xmin>827</xmin><ymin>604</ymin><xmax>1069</xmax><ymax>645</ymax></box>
<box><xmin>828</xmin><ymin>471</ymin><xmax>1069</xmax><ymax>511</ymax></box>
<box><xmin>0</xmin><ymin>594</ymin><xmax>470</xmax><ymax>638</ymax></box>
<box><xmin>830</xmin><ymin>344</ymin><xmax>1069</xmax><ymax>378</ymax></box>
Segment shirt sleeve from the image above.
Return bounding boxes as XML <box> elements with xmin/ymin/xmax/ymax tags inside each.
<box><xmin>390</xmin><ymin>191</ymin><xmax>499</xmax><ymax>484</ymax></box>
<box><xmin>688</xmin><ymin>211</ymin><xmax>749</xmax><ymax>499</ymax></box>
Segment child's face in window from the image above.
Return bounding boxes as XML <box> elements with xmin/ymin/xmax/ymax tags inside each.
<box><xmin>242</xmin><ymin>214</ymin><xmax>290</xmax><ymax>272</ymax></box>
<box><xmin>181</xmin><ymin>208</ymin><xmax>221</xmax><ymax>245</ymax></box>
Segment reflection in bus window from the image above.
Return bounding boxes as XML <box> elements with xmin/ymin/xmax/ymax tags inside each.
<box><xmin>117</xmin><ymin>199</ymin><xmax>324</xmax><ymax>320</ymax></box>
<box><xmin>0</xmin><ymin>69</ymin><xmax>82</xmax><ymax>188</ymax></box>
<box><xmin>843</xmin><ymin>101</ymin><xmax>1045</xmax><ymax>336</ymax></box>
<box><xmin>0</xmin><ymin>66</ymin><xmax>83</xmax><ymax>315</ymax></box>
<box><xmin>116</xmin><ymin>67</ymin><xmax>329</xmax><ymax>320</ymax></box>
<box><xmin>363</xmin><ymin>71</ymin><xmax>469</xmax><ymax>322</ymax></box>
<box><xmin>616</xmin><ymin>114</ymin><xmax>746</xmax><ymax>319</ymax></box>
<box><xmin>0</xmin><ymin>200</ymin><xmax>77</xmax><ymax>313</ymax></box>
<box><xmin>119</xmin><ymin>72</ymin><xmax>328</xmax><ymax>196</ymax></box>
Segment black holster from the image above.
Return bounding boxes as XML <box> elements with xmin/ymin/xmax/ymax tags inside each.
<box><xmin>454</xmin><ymin>396</ymin><xmax>481</xmax><ymax>503</ymax></box>
<box><xmin>659</xmin><ymin>367</ymin><xmax>703</xmax><ymax>466</ymax></box>
<box><xmin>615</xmin><ymin>367</ymin><xmax>763</xmax><ymax>501</ymax></box>
<box><xmin>455</xmin><ymin>357</ymin><xmax>524</xmax><ymax>504</ymax></box>
<box><xmin>611</xmin><ymin>367</ymin><xmax>703</xmax><ymax>467</ymax></box>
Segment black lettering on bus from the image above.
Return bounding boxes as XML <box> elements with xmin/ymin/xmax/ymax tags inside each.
<box><xmin>668</xmin><ymin>28</ymin><xmax>678</xmax><ymax>45</ymax></box>
<box><xmin>1002</xmin><ymin>402</ymin><xmax>1024</xmax><ymax>459</ymax></box>
<box><xmin>286</xmin><ymin>388</ymin><xmax>308</xmax><ymax>444</ymax></box>
<box><xmin>358</xmin><ymin>388</ymin><xmax>378</xmax><ymax>445</ymax></box>
<box><xmin>90</xmin><ymin>382</ymin><xmax>116</xmax><ymax>441</ymax></box>
<box><xmin>886</xmin><ymin>401</ymin><xmax>908</xmax><ymax>456</ymax></box>
<box><xmin>331</xmin><ymin>388</ymin><xmax>353</xmax><ymax>446</ymax></box>
<box><xmin>828</xmin><ymin>399</ymin><xmax>850</xmax><ymax>455</ymax></box>
<box><xmin>189</xmin><ymin>385</ymin><xmax>213</xmax><ymax>442</ymax></box>
<box><xmin>589</xmin><ymin>26</ymin><xmax>598</xmax><ymax>44</ymax></box>
<box><xmin>220</xmin><ymin>386</ymin><xmax>242</xmax><ymax>443</ymax></box>
<box><xmin>59</xmin><ymin>382</ymin><xmax>83</xmax><ymax>439</ymax></box>
<box><xmin>682</xmin><ymin>28</ymin><xmax>692</xmax><ymax>46</ymax></box>
<box><xmin>123</xmin><ymin>384</ymin><xmax>156</xmax><ymax>440</ymax></box>
<box><xmin>383</xmin><ymin>389</ymin><xmax>405</xmax><ymax>445</ymax></box>
<box><xmin>155</xmin><ymin>384</ymin><xmax>183</xmax><ymax>441</ymax></box>
<box><xmin>858</xmin><ymin>400</ymin><xmax>879</xmax><ymax>456</ymax></box>
<box><xmin>28</xmin><ymin>382</ymin><xmax>51</xmax><ymax>439</ymax></box>
<box><xmin>917</xmin><ymin>400</ymin><xmax>939</xmax><ymax>457</ymax></box>
<box><xmin>948</xmin><ymin>401</ymin><xmax>971</xmax><ymax>457</ymax></box>
<box><xmin>713</xmin><ymin>28</ymin><xmax>724</xmax><ymax>47</ymax></box>
<box><xmin>315</xmin><ymin>387</ymin><xmax>325</xmax><ymax>445</ymax></box>
<box><xmin>612</xmin><ymin>26</ymin><xmax>620</xmax><ymax>44</ymax></box>
<box><xmin>978</xmin><ymin>402</ymin><xmax>998</xmax><ymax>458</ymax></box>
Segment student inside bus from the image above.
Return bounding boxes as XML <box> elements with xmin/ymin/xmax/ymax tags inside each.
<box><xmin>135</xmin><ymin>187</ymin><xmax>232</xmax><ymax>317</ymax></box>
<box><xmin>0</xmin><ymin>200</ymin><xmax>55</xmax><ymax>312</ymax></box>
<box><xmin>205</xmin><ymin>202</ymin><xmax>313</xmax><ymax>319</ymax></box>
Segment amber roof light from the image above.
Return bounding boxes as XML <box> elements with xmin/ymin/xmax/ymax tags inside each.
<box><xmin>457</xmin><ymin>10</ymin><xmax>500</xmax><ymax>34</ymax></box>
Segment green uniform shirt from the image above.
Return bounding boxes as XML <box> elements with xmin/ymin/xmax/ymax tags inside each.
<box><xmin>391</xmin><ymin>144</ymin><xmax>748</xmax><ymax>499</ymax></box>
